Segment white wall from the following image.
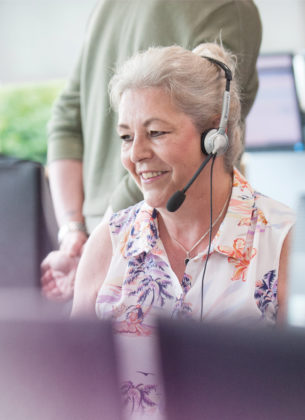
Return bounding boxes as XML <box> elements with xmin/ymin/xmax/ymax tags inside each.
<box><xmin>255</xmin><ymin>0</ymin><xmax>305</xmax><ymax>53</ymax></box>
<box><xmin>0</xmin><ymin>0</ymin><xmax>96</xmax><ymax>84</ymax></box>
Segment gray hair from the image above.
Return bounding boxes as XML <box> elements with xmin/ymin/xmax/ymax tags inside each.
<box><xmin>109</xmin><ymin>43</ymin><xmax>242</xmax><ymax>171</ymax></box>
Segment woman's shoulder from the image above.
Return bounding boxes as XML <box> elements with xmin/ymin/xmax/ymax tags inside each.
<box><xmin>254</xmin><ymin>191</ymin><xmax>296</xmax><ymax>226</ymax></box>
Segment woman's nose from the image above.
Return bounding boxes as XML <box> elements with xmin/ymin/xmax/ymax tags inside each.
<box><xmin>130</xmin><ymin>135</ymin><xmax>153</xmax><ymax>163</ymax></box>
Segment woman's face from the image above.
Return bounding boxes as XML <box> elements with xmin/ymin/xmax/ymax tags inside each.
<box><xmin>118</xmin><ymin>87</ymin><xmax>204</xmax><ymax>210</ymax></box>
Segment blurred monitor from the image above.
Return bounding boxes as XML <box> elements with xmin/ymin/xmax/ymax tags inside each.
<box><xmin>158</xmin><ymin>318</ymin><xmax>305</xmax><ymax>420</ymax></box>
<box><xmin>0</xmin><ymin>318</ymin><xmax>122</xmax><ymax>420</ymax></box>
<box><xmin>245</xmin><ymin>53</ymin><xmax>304</xmax><ymax>151</ymax></box>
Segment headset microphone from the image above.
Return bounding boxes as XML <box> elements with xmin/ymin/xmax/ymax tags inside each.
<box><xmin>166</xmin><ymin>154</ymin><xmax>214</xmax><ymax>212</ymax></box>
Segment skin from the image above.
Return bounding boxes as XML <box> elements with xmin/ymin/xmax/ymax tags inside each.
<box><xmin>71</xmin><ymin>87</ymin><xmax>291</xmax><ymax>323</ymax></box>
<box><xmin>41</xmin><ymin>160</ymin><xmax>87</xmax><ymax>300</ymax></box>
<box><xmin>277</xmin><ymin>231</ymin><xmax>292</xmax><ymax>324</ymax></box>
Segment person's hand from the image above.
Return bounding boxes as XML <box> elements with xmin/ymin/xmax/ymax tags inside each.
<box><xmin>41</xmin><ymin>250</ymin><xmax>81</xmax><ymax>301</ymax></box>
<box><xmin>40</xmin><ymin>230</ymin><xmax>87</xmax><ymax>301</ymax></box>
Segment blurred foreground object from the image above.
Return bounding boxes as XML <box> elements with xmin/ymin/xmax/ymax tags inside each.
<box><xmin>0</xmin><ymin>317</ymin><xmax>121</xmax><ymax>420</ymax></box>
<box><xmin>159</xmin><ymin>318</ymin><xmax>305</xmax><ymax>420</ymax></box>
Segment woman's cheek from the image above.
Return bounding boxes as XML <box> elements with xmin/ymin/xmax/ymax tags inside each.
<box><xmin>120</xmin><ymin>147</ymin><xmax>130</xmax><ymax>171</ymax></box>
<box><xmin>120</xmin><ymin>147</ymin><xmax>140</xmax><ymax>185</ymax></box>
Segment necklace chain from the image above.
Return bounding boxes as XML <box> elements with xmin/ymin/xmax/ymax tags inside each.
<box><xmin>171</xmin><ymin>193</ymin><xmax>230</xmax><ymax>265</ymax></box>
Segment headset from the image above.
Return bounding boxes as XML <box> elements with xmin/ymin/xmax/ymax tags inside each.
<box><xmin>200</xmin><ymin>56</ymin><xmax>232</xmax><ymax>156</ymax></box>
<box><xmin>166</xmin><ymin>56</ymin><xmax>233</xmax><ymax>213</ymax></box>
<box><xmin>165</xmin><ymin>55</ymin><xmax>233</xmax><ymax>320</ymax></box>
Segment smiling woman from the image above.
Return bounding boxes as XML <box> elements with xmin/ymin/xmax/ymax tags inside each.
<box><xmin>71</xmin><ymin>43</ymin><xmax>295</xmax><ymax>419</ymax></box>
<box><xmin>118</xmin><ymin>87</ymin><xmax>203</xmax><ymax>210</ymax></box>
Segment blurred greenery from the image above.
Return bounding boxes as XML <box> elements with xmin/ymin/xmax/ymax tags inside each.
<box><xmin>0</xmin><ymin>80</ymin><xmax>65</xmax><ymax>164</ymax></box>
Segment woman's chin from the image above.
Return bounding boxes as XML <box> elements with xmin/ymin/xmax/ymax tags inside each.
<box><xmin>143</xmin><ymin>194</ymin><xmax>167</xmax><ymax>210</ymax></box>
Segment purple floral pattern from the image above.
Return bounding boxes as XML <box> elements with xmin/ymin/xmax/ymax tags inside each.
<box><xmin>255</xmin><ymin>269</ymin><xmax>278</xmax><ymax>323</ymax></box>
<box><xmin>172</xmin><ymin>274</ymin><xmax>193</xmax><ymax>318</ymax></box>
<box><xmin>121</xmin><ymin>380</ymin><xmax>158</xmax><ymax>414</ymax></box>
<box><xmin>172</xmin><ymin>295</ymin><xmax>193</xmax><ymax>319</ymax></box>
<box><xmin>127</xmin><ymin>255</ymin><xmax>174</xmax><ymax>307</ymax></box>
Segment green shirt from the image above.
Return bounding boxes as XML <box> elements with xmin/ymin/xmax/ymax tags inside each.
<box><xmin>47</xmin><ymin>0</ymin><xmax>262</xmax><ymax>232</ymax></box>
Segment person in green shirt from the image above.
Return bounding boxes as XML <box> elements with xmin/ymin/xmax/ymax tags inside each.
<box><xmin>41</xmin><ymin>0</ymin><xmax>262</xmax><ymax>301</ymax></box>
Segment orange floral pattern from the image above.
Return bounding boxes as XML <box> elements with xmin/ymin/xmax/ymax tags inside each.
<box><xmin>218</xmin><ymin>238</ymin><xmax>257</xmax><ymax>282</ymax></box>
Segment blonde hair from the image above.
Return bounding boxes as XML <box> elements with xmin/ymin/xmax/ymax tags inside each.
<box><xmin>109</xmin><ymin>43</ymin><xmax>242</xmax><ymax>171</ymax></box>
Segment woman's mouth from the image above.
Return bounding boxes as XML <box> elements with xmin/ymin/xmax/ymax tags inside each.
<box><xmin>140</xmin><ymin>171</ymin><xmax>167</xmax><ymax>182</ymax></box>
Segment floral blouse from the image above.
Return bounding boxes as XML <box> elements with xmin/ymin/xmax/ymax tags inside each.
<box><xmin>95</xmin><ymin>168</ymin><xmax>295</xmax><ymax>419</ymax></box>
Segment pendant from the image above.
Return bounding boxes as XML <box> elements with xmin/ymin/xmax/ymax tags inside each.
<box><xmin>185</xmin><ymin>252</ymin><xmax>191</xmax><ymax>266</ymax></box>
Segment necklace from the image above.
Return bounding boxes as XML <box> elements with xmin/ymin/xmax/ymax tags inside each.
<box><xmin>171</xmin><ymin>193</ymin><xmax>230</xmax><ymax>265</ymax></box>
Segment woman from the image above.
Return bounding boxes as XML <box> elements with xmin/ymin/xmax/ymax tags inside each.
<box><xmin>72</xmin><ymin>43</ymin><xmax>294</xmax><ymax>417</ymax></box>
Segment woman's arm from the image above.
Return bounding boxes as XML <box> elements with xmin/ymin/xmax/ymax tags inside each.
<box><xmin>277</xmin><ymin>229</ymin><xmax>293</xmax><ymax>325</ymax></box>
<box><xmin>71</xmin><ymin>220</ymin><xmax>113</xmax><ymax>319</ymax></box>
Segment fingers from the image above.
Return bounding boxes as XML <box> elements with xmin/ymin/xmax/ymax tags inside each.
<box><xmin>40</xmin><ymin>249</ymin><xmax>80</xmax><ymax>302</ymax></box>
<box><xmin>41</xmin><ymin>265</ymin><xmax>77</xmax><ymax>302</ymax></box>
<box><xmin>42</xmin><ymin>285</ymin><xmax>69</xmax><ymax>301</ymax></box>
<box><xmin>41</xmin><ymin>275</ymin><xmax>73</xmax><ymax>302</ymax></box>
<box><xmin>41</xmin><ymin>250</ymin><xmax>76</xmax><ymax>275</ymax></box>
<box><xmin>41</xmin><ymin>267</ymin><xmax>53</xmax><ymax>287</ymax></box>
<box><xmin>40</xmin><ymin>250</ymin><xmax>58</xmax><ymax>272</ymax></box>
<box><xmin>41</xmin><ymin>278</ymin><xmax>62</xmax><ymax>300</ymax></box>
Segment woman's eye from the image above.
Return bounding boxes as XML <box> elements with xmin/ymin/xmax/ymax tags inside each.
<box><xmin>120</xmin><ymin>134</ymin><xmax>133</xmax><ymax>142</ymax></box>
<box><xmin>150</xmin><ymin>130</ymin><xmax>167</xmax><ymax>137</ymax></box>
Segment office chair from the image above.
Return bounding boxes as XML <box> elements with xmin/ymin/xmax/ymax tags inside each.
<box><xmin>0</xmin><ymin>155</ymin><xmax>57</xmax><ymax>287</ymax></box>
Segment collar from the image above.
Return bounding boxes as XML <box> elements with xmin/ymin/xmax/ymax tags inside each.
<box><xmin>122</xmin><ymin>202</ymin><xmax>158</xmax><ymax>258</ymax></box>
<box><xmin>122</xmin><ymin>169</ymin><xmax>268</xmax><ymax>262</ymax></box>
<box><xmin>214</xmin><ymin>168</ymin><xmax>268</xmax><ymax>261</ymax></box>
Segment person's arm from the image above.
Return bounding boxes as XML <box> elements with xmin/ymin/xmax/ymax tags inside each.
<box><xmin>277</xmin><ymin>229</ymin><xmax>293</xmax><ymax>325</ymax></box>
<box><xmin>71</xmin><ymin>219</ymin><xmax>113</xmax><ymax>318</ymax></box>
<box><xmin>227</xmin><ymin>0</ymin><xmax>262</xmax><ymax>121</ymax></box>
<box><xmin>40</xmin><ymin>159</ymin><xmax>86</xmax><ymax>301</ymax></box>
<box><xmin>41</xmin><ymin>163</ymin><xmax>87</xmax><ymax>303</ymax></box>
<box><xmin>48</xmin><ymin>159</ymin><xmax>87</xmax><ymax>256</ymax></box>
<box><xmin>214</xmin><ymin>0</ymin><xmax>262</xmax><ymax>121</ymax></box>
<box><xmin>41</xmin><ymin>45</ymin><xmax>87</xmax><ymax>300</ymax></box>
<box><xmin>189</xmin><ymin>0</ymin><xmax>262</xmax><ymax>121</ymax></box>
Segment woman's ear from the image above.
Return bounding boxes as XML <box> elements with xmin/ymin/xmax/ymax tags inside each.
<box><xmin>210</xmin><ymin>115</ymin><xmax>221</xmax><ymax>129</ymax></box>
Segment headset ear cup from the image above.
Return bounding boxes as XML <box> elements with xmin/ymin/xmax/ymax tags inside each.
<box><xmin>200</xmin><ymin>129</ymin><xmax>215</xmax><ymax>154</ymax></box>
<box><xmin>201</xmin><ymin>129</ymin><xmax>228</xmax><ymax>155</ymax></box>
<box><xmin>214</xmin><ymin>132</ymin><xmax>229</xmax><ymax>155</ymax></box>
<box><xmin>201</xmin><ymin>129</ymin><xmax>217</xmax><ymax>154</ymax></box>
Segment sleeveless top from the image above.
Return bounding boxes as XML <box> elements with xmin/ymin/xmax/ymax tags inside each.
<box><xmin>96</xmin><ymin>168</ymin><xmax>295</xmax><ymax>326</ymax></box>
<box><xmin>95</xmin><ymin>168</ymin><xmax>295</xmax><ymax>419</ymax></box>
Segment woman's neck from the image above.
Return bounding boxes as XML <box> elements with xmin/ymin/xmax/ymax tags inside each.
<box><xmin>157</xmin><ymin>165</ymin><xmax>233</xmax><ymax>249</ymax></box>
